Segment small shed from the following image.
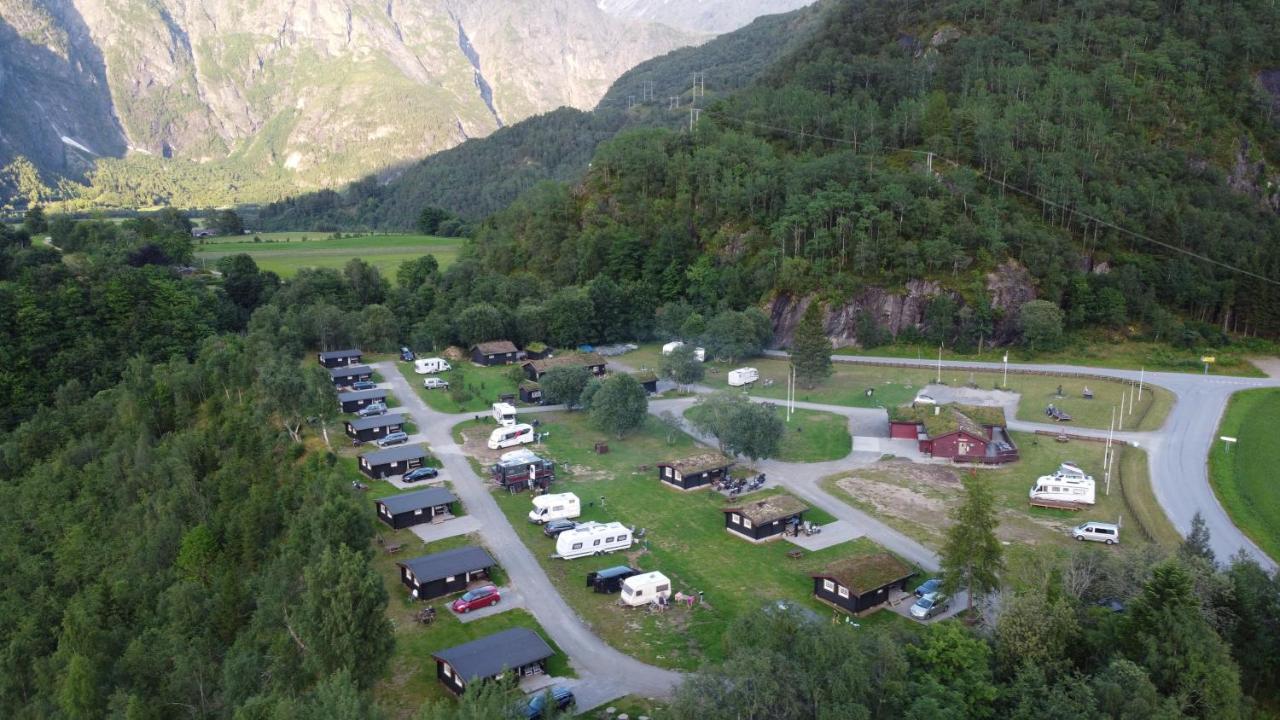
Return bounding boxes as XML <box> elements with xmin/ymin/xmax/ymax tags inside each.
<box><xmin>359</xmin><ymin>444</ymin><xmax>427</xmax><ymax>479</ymax></box>
<box><xmin>470</xmin><ymin>340</ymin><xmax>519</xmax><ymax>366</ymax></box>
<box><xmin>812</xmin><ymin>553</ymin><xmax>916</xmax><ymax>614</ymax></box>
<box><xmin>521</xmin><ymin>352</ymin><xmax>607</xmax><ymax>381</ymax></box>
<box><xmin>376</xmin><ymin>486</ymin><xmax>458</xmax><ymax>529</ymax></box>
<box><xmin>524</xmin><ymin>342</ymin><xmax>552</xmax><ymax>360</ymax></box>
<box><xmin>631</xmin><ymin>370</ymin><xmax>659</xmax><ymax>394</ymax></box>
<box><xmin>345</xmin><ymin>412</ymin><xmax>406</xmax><ymax>442</ymax></box>
<box><xmin>723</xmin><ymin>494</ymin><xmax>808</xmax><ymax>542</ymax></box>
<box><xmin>338</xmin><ymin>388</ymin><xmax>389</xmax><ymax>413</ymax></box>
<box><xmin>434</xmin><ymin>627</ymin><xmax>554</xmax><ymax>695</ymax></box>
<box><xmin>329</xmin><ymin>364</ymin><xmax>374</xmax><ymax>386</ymax></box>
<box><xmin>398</xmin><ymin>545</ymin><xmax>496</xmax><ymax>601</ymax></box>
<box><xmin>657</xmin><ymin>453</ymin><xmax>735</xmax><ymax>490</ymax></box>
<box><xmin>318</xmin><ymin>348</ymin><xmax>363</xmax><ymax>368</ymax></box>
<box><xmin>518</xmin><ymin>380</ymin><xmax>544</xmax><ymax>404</ymax></box>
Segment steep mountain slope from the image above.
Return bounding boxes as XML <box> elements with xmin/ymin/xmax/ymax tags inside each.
<box><xmin>598</xmin><ymin>0</ymin><xmax>816</xmax><ymax>34</ymax></box>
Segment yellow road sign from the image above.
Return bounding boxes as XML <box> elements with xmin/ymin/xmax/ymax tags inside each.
<box><xmin>1201</xmin><ymin>356</ymin><xmax>1216</xmax><ymax>363</ymax></box>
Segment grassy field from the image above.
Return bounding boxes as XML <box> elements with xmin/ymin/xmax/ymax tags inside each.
<box><xmin>1208</xmin><ymin>388</ymin><xmax>1280</xmax><ymax>561</ymax></box>
<box><xmin>194</xmin><ymin>232</ymin><xmax>461</xmax><ymax>279</ymax></box>
<box><xmin>621</xmin><ymin>344</ymin><xmax>1171</xmax><ymax>431</ymax></box>
<box><xmin>403</xmin><ymin>360</ymin><xmax>528</xmax><ymax>414</ymax></box>
<box><xmin>473</xmin><ymin>411</ymin><xmax>916</xmax><ymax>670</ymax></box>
<box><xmin>683</xmin><ymin>405</ymin><xmax>851</xmax><ymax>463</ymax></box>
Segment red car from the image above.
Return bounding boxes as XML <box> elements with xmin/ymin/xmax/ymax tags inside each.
<box><xmin>451</xmin><ymin>585</ymin><xmax>501</xmax><ymax>613</ymax></box>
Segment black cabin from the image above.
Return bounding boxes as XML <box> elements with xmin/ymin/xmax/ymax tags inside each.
<box><xmin>330</xmin><ymin>364</ymin><xmax>374</xmax><ymax>386</ymax></box>
<box><xmin>470</xmin><ymin>340</ymin><xmax>519</xmax><ymax>366</ymax></box>
<box><xmin>359</xmin><ymin>444</ymin><xmax>426</xmax><ymax>479</ymax></box>
<box><xmin>398</xmin><ymin>546</ymin><xmax>495</xmax><ymax>601</ymax></box>
<box><xmin>658</xmin><ymin>453</ymin><xmax>734</xmax><ymax>490</ymax></box>
<box><xmin>434</xmin><ymin>627</ymin><xmax>554</xmax><ymax>695</ymax></box>
<box><xmin>518</xmin><ymin>381</ymin><xmax>543</xmax><ymax>404</ymax></box>
<box><xmin>318</xmin><ymin>348</ymin><xmax>363</xmax><ymax>368</ymax></box>
<box><xmin>375</xmin><ymin>486</ymin><xmax>458</xmax><ymax>529</ymax></box>
<box><xmin>490</xmin><ymin>449</ymin><xmax>555</xmax><ymax>491</ymax></box>
<box><xmin>523</xmin><ymin>343</ymin><xmax>552</xmax><ymax>360</ymax></box>
<box><xmin>631</xmin><ymin>370</ymin><xmax>659</xmax><ymax>394</ymax></box>
<box><xmin>521</xmin><ymin>352</ymin><xmax>607</xmax><ymax>381</ymax></box>
<box><xmin>338</xmin><ymin>388</ymin><xmax>388</xmax><ymax>413</ymax></box>
<box><xmin>586</xmin><ymin>565</ymin><xmax>640</xmax><ymax>594</ymax></box>
<box><xmin>812</xmin><ymin>553</ymin><xmax>916</xmax><ymax>615</ymax></box>
<box><xmin>723</xmin><ymin>494</ymin><xmax>808</xmax><ymax>542</ymax></box>
<box><xmin>345</xmin><ymin>413</ymin><xmax>405</xmax><ymax>442</ymax></box>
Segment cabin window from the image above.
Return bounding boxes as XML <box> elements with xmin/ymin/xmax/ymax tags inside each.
<box><xmin>414</xmin><ymin>509</ymin><xmax>423</xmax><ymax>515</ymax></box>
<box><xmin>823</xmin><ymin>579</ymin><xmax>835</xmax><ymax>592</ymax></box>
<box><xmin>743</xmin><ymin>518</ymin><xmax>754</xmax><ymax>529</ymax></box>
<box><xmin>664</xmin><ymin>467</ymin><xmax>672</xmax><ymax>477</ymax></box>
<box><xmin>731</xmin><ymin>514</ymin><xmax>741</xmax><ymax>525</ymax></box>
<box><xmin>837</xmin><ymin>587</ymin><xmax>850</xmax><ymax>599</ymax></box>
<box><xmin>446</xmin><ymin>575</ymin><xmax>455</xmax><ymax>582</ymax></box>
<box><xmin>442</xmin><ymin>664</ymin><xmax>451</xmax><ymax>678</ymax></box>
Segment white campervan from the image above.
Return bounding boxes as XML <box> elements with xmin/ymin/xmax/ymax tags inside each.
<box><xmin>662</xmin><ymin>341</ymin><xmax>706</xmax><ymax>362</ymax></box>
<box><xmin>528</xmin><ymin>492</ymin><xmax>580</xmax><ymax>524</ymax></box>
<box><xmin>492</xmin><ymin>402</ymin><xmax>518</xmax><ymax>427</ymax></box>
<box><xmin>1071</xmin><ymin>521</ymin><xmax>1120</xmax><ymax>545</ymax></box>
<box><xmin>727</xmin><ymin>367</ymin><xmax>759</xmax><ymax>387</ymax></box>
<box><xmin>414</xmin><ymin>358</ymin><xmax>452</xmax><ymax>374</ymax></box>
<box><xmin>1029</xmin><ymin>473</ymin><xmax>1096</xmax><ymax>505</ymax></box>
<box><xmin>554</xmin><ymin>521</ymin><xmax>632</xmax><ymax>560</ymax></box>
<box><xmin>487</xmin><ymin>423</ymin><xmax>535</xmax><ymax>450</ymax></box>
<box><xmin>619</xmin><ymin>571</ymin><xmax>672</xmax><ymax>607</ymax></box>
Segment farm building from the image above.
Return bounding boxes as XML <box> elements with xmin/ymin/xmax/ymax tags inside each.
<box><xmin>521</xmin><ymin>352</ymin><xmax>607</xmax><ymax>381</ymax></box>
<box><xmin>657</xmin><ymin>453</ymin><xmax>735</xmax><ymax>490</ymax></box>
<box><xmin>358</xmin><ymin>444</ymin><xmax>427</xmax><ymax>479</ymax></box>
<box><xmin>631</xmin><ymin>370</ymin><xmax>659</xmax><ymax>394</ymax></box>
<box><xmin>491</xmin><ymin>448</ymin><xmax>555</xmax><ymax>491</ymax></box>
<box><xmin>317</xmin><ymin>348</ymin><xmax>363</xmax><ymax>368</ymax></box>
<box><xmin>398</xmin><ymin>545</ymin><xmax>496</xmax><ymax>601</ymax></box>
<box><xmin>470</xmin><ymin>340</ymin><xmax>520</xmax><ymax>366</ymax></box>
<box><xmin>723</xmin><ymin>494</ymin><xmax>808</xmax><ymax>542</ymax></box>
<box><xmin>345</xmin><ymin>413</ymin><xmax>405</xmax><ymax>442</ymax></box>
<box><xmin>434</xmin><ymin>627</ymin><xmax>554</xmax><ymax>695</ymax></box>
<box><xmin>338</xmin><ymin>388</ymin><xmax>388</xmax><ymax>413</ymax></box>
<box><xmin>376</xmin><ymin>487</ymin><xmax>458</xmax><ymax>529</ymax></box>
<box><xmin>523</xmin><ymin>342</ymin><xmax>552</xmax><ymax>360</ymax></box>
<box><xmin>812</xmin><ymin>553</ymin><xmax>916</xmax><ymax>615</ymax></box>
<box><xmin>518</xmin><ymin>381</ymin><xmax>544</xmax><ymax>404</ymax></box>
<box><xmin>329</xmin><ymin>364</ymin><xmax>374</xmax><ymax>386</ymax></box>
<box><xmin>888</xmin><ymin>403</ymin><xmax>1019</xmax><ymax>464</ymax></box>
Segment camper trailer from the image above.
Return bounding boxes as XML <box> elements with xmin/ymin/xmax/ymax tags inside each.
<box><xmin>414</xmin><ymin>358</ymin><xmax>452</xmax><ymax>375</ymax></box>
<box><xmin>528</xmin><ymin>493</ymin><xmax>580</xmax><ymax>524</ymax></box>
<box><xmin>1029</xmin><ymin>473</ymin><xmax>1097</xmax><ymax>507</ymax></box>
<box><xmin>491</xmin><ymin>448</ymin><xmax>555</xmax><ymax>491</ymax></box>
<box><xmin>727</xmin><ymin>367</ymin><xmax>759</xmax><ymax>387</ymax></box>
<box><xmin>619</xmin><ymin>571</ymin><xmax>672</xmax><ymax>607</ymax></box>
<box><xmin>586</xmin><ymin>566</ymin><xmax>640</xmax><ymax>594</ymax></box>
<box><xmin>661</xmin><ymin>341</ymin><xmax>705</xmax><ymax>361</ymax></box>
<box><xmin>488</xmin><ymin>423</ymin><xmax>535</xmax><ymax>450</ymax></box>
<box><xmin>492</xmin><ymin>402</ymin><xmax>518</xmax><ymax>427</ymax></box>
<box><xmin>554</xmin><ymin>521</ymin><xmax>632</xmax><ymax>560</ymax></box>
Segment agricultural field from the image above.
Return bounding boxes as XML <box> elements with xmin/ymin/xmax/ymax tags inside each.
<box><xmin>193</xmin><ymin>232</ymin><xmax>461</xmax><ymax>279</ymax></box>
<box><xmin>1208</xmin><ymin>388</ymin><xmax>1280</xmax><ymax>561</ymax></box>
<box><xmin>620</xmin><ymin>344</ymin><xmax>1171</xmax><ymax>431</ymax></box>
<box><xmin>471</xmin><ymin>411</ymin><xmax>912</xmax><ymax>671</ymax></box>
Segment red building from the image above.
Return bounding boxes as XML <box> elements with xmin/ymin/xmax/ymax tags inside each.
<box><xmin>888</xmin><ymin>403</ymin><xmax>1018</xmax><ymax>464</ymax></box>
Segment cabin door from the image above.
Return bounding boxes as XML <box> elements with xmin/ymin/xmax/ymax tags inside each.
<box><xmin>957</xmin><ymin>439</ymin><xmax>971</xmax><ymax>455</ymax></box>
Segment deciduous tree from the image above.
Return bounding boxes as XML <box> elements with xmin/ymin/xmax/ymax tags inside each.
<box><xmin>588</xmin><ymin>373</ymin><xmax>648</xmax><ymax>439</ymax></box>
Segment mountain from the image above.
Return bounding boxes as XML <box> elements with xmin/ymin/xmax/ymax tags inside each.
<box><xmin>0</xmin><ymin>0</ymin><xmax>702</xmax><ymax>205</ymax></box>
<box><xmin>597</xmin><ymin>0</ymin><xmax>817</xmax><ymax>34</ymax></box>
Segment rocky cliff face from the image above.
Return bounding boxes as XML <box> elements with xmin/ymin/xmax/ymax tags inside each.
<box><xmin>0</xmin><ymin>0</ymin><xmax>702</xmax><ymax>190</ymax></box>
<box><xmin>597</xmin><ymin>0</ymin><xmax>816</xmax><ymax>34</ymax></box>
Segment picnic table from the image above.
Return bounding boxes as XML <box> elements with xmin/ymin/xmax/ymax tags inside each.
<box><xmin>384</xmin><ymin>542</ymin><xmax>404</xmax><ymax>554</ymax></box>
<box><xmin>787</xmin><ymin>549</ymin><xmax>805</xmax><ymax>560</ymax></box>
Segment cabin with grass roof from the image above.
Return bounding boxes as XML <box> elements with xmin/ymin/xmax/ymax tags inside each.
<box><xmin>631</xmin><ymin>370</ymin><xmax>659</xmax><ymax>394</ymax></box>
<box><xmin>521</xmin><ymin>352</ymin><xmax>607</xmax><ymax>381</ymax></box>
<box><xmin>723</xmin><ymin>493</ymin><xmax>808</xmax><ymax>541</ymax></box>
<box><xmin>657</xmin><ymin>453</ymin><xmax>735</xmax><ymax>490</ymax></box>
<box><xmin>888</xmin><ymin>403</ymin><xmax>1018</xmax><ymax>464</ymax></box>
<box><xmin>518</xmin><ymin>380</ymin><xmax>544</xmax><ymax>404</ymax></box>
<box><xmin>812</xmin><ymin>553</ymin><xmax>916</xmax><ymax>614</ymax></box>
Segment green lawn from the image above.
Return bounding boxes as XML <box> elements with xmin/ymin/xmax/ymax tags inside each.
<box><xmin>683</xmin><ymin>404</ymin><xmax>851</xmax><ymax>463</ymax></box>
<box><xmin>1208</xmin><ymin>388</ymin><xmax>1280</xmax><ymax>561</ymax></box>
<box><xmin>403</xmin><ymin>361</ymin><xmax>528</xmax><ymax>414</ymax></box>
<box><xmin>194</xmin><ymin>232</ymin><xmax>461</xmax><ymax>279</ymax></box>
<box><xmin>485</xmin><ymin>411</ymin><xmax>917</xmax><ymax>670</ymax></box>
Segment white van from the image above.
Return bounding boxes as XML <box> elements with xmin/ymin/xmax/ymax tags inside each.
<box><xmin>1072</xmin><ymin>521</ymin><xmax>1119</xmax><ymax>545</ymax></box>
<box><xmin>492</xmin><ymin>402</ymin><xmax>517</xmax><ymax>427</ymax></box>
<box><xmin>619</xmin><ymin>571</ymin><xmax>672</xmax><ymax>607</ymax></box>
<box><xmin>487</xmin><ymin>423</ymin><xmax>535</xmax><ymax>450</ymax></box>
<box><xmin>555</xmin><ymin>521</ymin><xmax>632</xmax><ymax>560</ymax></box>
<box><xmin>727</xmin><ymin>367</ymin><xmax>759</xmax><ymax>387</ymax></box>
<box><xmin>528</xmin><ymin>492</ymin><xmax>580</xmax><ymax>524</ymax></box>
<box><xmin>414</xmin><ymin>357</ymin><xmax>451</xmax><ymax>374</ymax></box>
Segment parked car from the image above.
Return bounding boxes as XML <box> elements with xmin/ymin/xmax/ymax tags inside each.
<box><xmin>542</xmin><ymin>519</ymin><xmax>577</xmax><ymax>538</ymax></box>
<box><xmin>520</xmin><ymin>686</ymin><xmax>575</xmax><ymax>719</ymax></box>
<box><xmin>423</xmin><ymin>377</ymin><xmax>450</xmax><ymax>390</ymax></box>
<box><xmin>910</xmin><ymin>592</ymin><xmax>950</xmax><ymax>621</ymax></box>
<box><xmin>351</xmin><ymin>380</ymin><xmax>377</xmax><ymax>391</ymax></box>
<box><xmin>1071</xmin><ymin>521</ymin><xmax>1120</xmax><ymax>545</ymax></box>
<box><xmin>400</xmin><ymin>346</ymin><xmax>415</xmax><ymax>362</ymax></box>
<box><xmin>376</xmin><ymin>431</ymin><xmax>409</xmax><ymax>448</ymax></box>
<box><xmin>356</xmin><ymin>402</ymin><xmax>387</xmax><ymax>418</ymax></box>
<box><xmin>450</xmin><ymin>585</ymin><xmax>500</xmax><ymax>614</ymax></box>
<box><xmin>913</xmin><ymin>577</ymin><xmax>942</xmax><ymax>598</ymax></box>
<box><xmin>403</xmin><ymin>467</ymin><xmax>439</xmax><ymax>483</ymax></box>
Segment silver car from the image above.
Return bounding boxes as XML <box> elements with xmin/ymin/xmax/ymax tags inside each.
<box><xmin>910</xmin><ymin>592</ymin><xmax>950</xmax><ymax>621</ymax></box>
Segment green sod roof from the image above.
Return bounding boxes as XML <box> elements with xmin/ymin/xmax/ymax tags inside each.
<box><xmin>888</xmin><ymin>403</ymin><xmax>1006</xmax><ymax>438</ymax></box>
<box><xmin>814</xmin><ymin>553</ymin><xmax>915</xmax><ymax>596</ymax></box>
<box><xmin>631</xmin><ymin>370</ymin><xmax>658</xmax><ymax>383</ymax></box>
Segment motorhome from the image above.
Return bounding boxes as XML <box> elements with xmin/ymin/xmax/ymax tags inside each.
<box><xmin>1029</xmin><ymin>473</ymin><xmax>1096</xmax><ymax>506</ymax></box>
<box><xmin>619</xmin><ymin>571</ymin><xmax>672</xmax><ymax>607</ymax></box>
<box><xmin>1071</xmin><ymin>521</ymin><xmax>1120</xmax><ymax>544</ymax></box>
<box><xmin>491</xmin><ymin>448</ymin><xmax>555</xmax><ymax>491</ymax></box>
<box><xmin>661</xmin><ymin>341</ymin><xmax>705</xmax><ymax>361</ymax></box>
<box><xmin>1050</xmin><ymin>462</ymin><xmax>1091</xmax><ymax>481</ymax></box>
<box><xmin>727</xmin><ymin>367</ymin><xmax>759</xmax><ymax>387</ymax></box>
<box><xmin>488</xmin><ymin>423</ymin><xmax>535</xmax><ymax>450</ymax></box>
<box><xmin>492</xmin><ymin>402</ymin><xmax>518</xmax><ymax>427</ymax></box>
<box><xmin>414</xmin><ymin>358</ymin><xmax>452</xmax><ymax>374</ymax></box>
<box><xmin>528</xmin><ymin>492</ymin><xmax>580</xmax><ymax>524</ymax></box>
<box><xmin>554</xmin><ymin>521</ymin><xmax>632</xmax><ymax>560</ymax></box>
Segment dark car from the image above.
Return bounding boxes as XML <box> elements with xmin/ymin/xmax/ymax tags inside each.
<box><xmin>450</xmin><ymin>585</ymin><xmax>500</xmax><ymax>614</ymax></box>
<box><xmin>356</xmin><ymin>402</ymin><xmax>387</xmax><ymax>418</ymax></box>
<box><xmin>351</xmin><ymin>380</ymin><xmax>377</xmax><ymax>391</ymax></box>
<box><xmin>403</xmin><ymin>467</ymin><xmax>439</xmax><ymax>483</ymax></box>
<box><xmin>914</xmin><ymin>577</ymin><xmax>942</xmax><ymax>598</ymax></box>
<box><xmin>376</xmin><ymin>431</ymin><xmax>409</xmax><ymax>448</ymax></box>
<box><xmin>521</xmin><ymin>686</ymin><xmax>575</xmax><ymax>719</ymax></box>
<box><xmin>542</xmin><ymin>519</ymin><xmax>577</xmax><ymax>538</ymax></box>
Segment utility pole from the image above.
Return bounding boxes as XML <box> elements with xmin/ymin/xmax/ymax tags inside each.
<box><xmin>689</xmin><ymin>107</ymin><xmax>701</xmax><ymax>131</ymax></box>
<box><xmin>1118</xmin><ymin>390</ymin><xmax>1125</xmax><ymax>432</ymax></box>
<box><xmin>627</xmin><ymin>95</ymin><xmax>635</xmax><ymax>110</ymax></box>
<box><xmin>1138</xmin><ymin>367</ymin><xmax>1144</xmax><ymax>402</ymax></box>
<box><xmin>936</xmin><ymin>343</ymin><xmax>943</xmax><ymax>384</ymax></box>
<box><xmin>1002</xmin><ymin>351</ymin><xmax>1008</xmax><ymax>388</ymax></box>
<box><xmin>1104</xmin><ymin>407</ymin><xmax>1116</xmax><ymax>496</ymax></box>
<box><xmin>668</xmin><ymin>96</ymin><xmax>679</xmax><ymax>110</ymax></box>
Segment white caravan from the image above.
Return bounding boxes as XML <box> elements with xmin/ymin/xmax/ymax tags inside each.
<box><xmin>492</xmin><ymin>402</ymin><xmax>518</xmax><ymax>427</ymax></box>
<box><xmin>1029</xmin><ymin>473</ymin><xmax>1096</xmax><ymax>506</ymax></box>
<box><xmin>487</xmin><ymin>423</ymin><xmax>535</xmax><ymax>450</ymax></box>
<box><xmin>662</xmin><ymin>341</ymin><xmax>706</xmax><ymax>362</ymax></box>
<box><xmin>619</xmin><ymin>571</ymin><xmax>672</xmax><ymax>607</ymax></box>
<box><xmin>554</xmin><ymin>521</ymin><xmax>633</xmax><ymax>560</ymax></box>
<box><xmin>414</xmin><ymin>357</ymin><xmax>452</xmax><ymax>374</ymax></box>
<box><xmin>528</xmin><ymin>492</ymin><xmax>581</xmax><ymax>524</ymax></box>
<box><xmin>727</xmin><ymin>367</ymin><xmax>759</xmax><ymax>387</ymax></box>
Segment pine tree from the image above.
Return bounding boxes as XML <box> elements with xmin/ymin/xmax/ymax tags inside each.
<box><xmin>1180</xmin><ymin>511</ymin><xmax>1216</xmax><ymax>566</ymax></box>
<box><xmin>941</xmin><ymin>473</ymin><xmax>1003</xmax><ymax>613</ymax></box>
<box><xmin>791</xmin><ymin>302</ymin><xmax>832</xmax><ymax>389</ymax></box>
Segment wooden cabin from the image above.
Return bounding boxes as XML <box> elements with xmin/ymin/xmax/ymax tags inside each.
<box><xmin>521</xmin><ymin>352</ymin><xmax>607</xmax><ymax>381</ymax></box>
<box><xmin>470</xmin><ymin>340</ymin><xmax>519</xmax><ymax>366</ymax></box>
<box><xmin>344</xmin><ymin>413</ymin><xmax>405</xmax><ymax>442</ymax></box>
<box><xmin>433</xmin><ymin>628</ymin><xmax>553</xmax><ymax>695</ymax></box>
<box><xmin>812</xmin><ymin>553</ymin><xmax>916</xmax><ymax>615</ymax></box>
<box><xmin>358</xmin><ymin>444</ymin><xmax>426</xmax><ymax>479</ymax></box>
<box><xmin>376</xmin><ymin>487</ymin><xmax>458</xmax><ymax>529</ymax></box>
<box><xmin>723</xmin><ymin>494</ymin><xmax>808</xmax><ymax>542</ymax></box>
<box><xmin>338</xmin><ymin>388</ymin><xmax>388</xmax><ymax>413</ymax></box>
<box><xmin>657</xmin><ymin>453</ymin><xmax>734</xmax><ymax>490</ymax></box>
<box><xmin>887</xmin><ymin>403</ymin><xmax>1018</xmax><ymax>464</ymax></box>
<box><xmin>397</xmin><ymin>546</ymin><xmax>495</xmax><ymax>601</ymax></box>
<box><xmin>317</xmin><ymin>348</ymin><xmax>362</xmax><ymax>368</ymax></box>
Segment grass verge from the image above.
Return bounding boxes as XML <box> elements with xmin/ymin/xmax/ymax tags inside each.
<box><xmin>1208</xmin><ymin>388</ymin><xmax>1280</xmax><ymax>561</ymax></box>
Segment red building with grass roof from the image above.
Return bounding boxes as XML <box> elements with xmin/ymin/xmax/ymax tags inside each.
<box><xmin>888</xmin><ymin>403</ymin><xmax>1018</xmax><ymax>464</ymax></box>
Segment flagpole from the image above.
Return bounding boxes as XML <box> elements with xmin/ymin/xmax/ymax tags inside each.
<box><xmin>1002</xmin><ymin>352</ymin><xmax>1008</xmax><ymax>388</ymax></box>
<box><xmin>1137</xmin><ymin>367</ymin><xmax>1144</xmax><ymax>402</ymax></box>
<box><xmin>936</xmin><ymin>343</ymin><xmax>943</xmax><ymax>384</ymax></box>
